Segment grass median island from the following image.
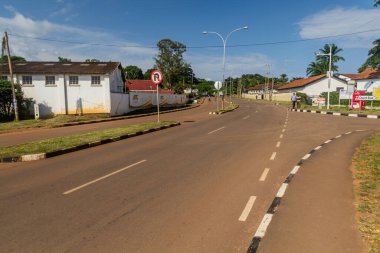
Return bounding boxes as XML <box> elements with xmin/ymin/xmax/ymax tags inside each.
<box><xmin>352</xmin><ymin>133</ymin><xmax>380</xmax><ymax>253</ymax></box>
<box><xmin>0</xmin><ymin>121</ymin><xmax>176</xmax><ymax>158</ymax></box>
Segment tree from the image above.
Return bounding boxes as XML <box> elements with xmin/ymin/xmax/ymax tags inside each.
<box><xmin>358</xmin><ymin>39</ymin><xmax>380</xmax><ymax>72</ymax></box>
<box><xmin>0</xmin><ymin>80</ymin><xmax>31</xmax><ymax>121</ymax></box>
<box><xmin>85</xmin><ymin>59</ymin><xmax>100</xmax><ymax>62</ymax></box>
<box><xmin>306</xmin><ymin>44</ymin><xmax>345</xmax><ymax>76</ymax></box>
<box><xmin>124</xmin><ymin>65</ymin><xmax>144</xmax><ymax>80</ymax></box>
<box><xmin>0</xmin><ymin>55</ymin><xmax>26</xmax><ymax>63</ymax></box>
<box><xmin>375</xmin><ymin>0</ymin><xmax>379</xmax><ymax>7</ymax></box>
<box><xmin>58</xmin><ymin>57</ymin><xmax>71</xmax><ymax>62</ymax></box>
<box><xmin>154</xmin><ymin>38</ymin><xmax>189</xmax><ymax>90</ymax></box>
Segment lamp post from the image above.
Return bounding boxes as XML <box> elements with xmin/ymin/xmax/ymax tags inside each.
<box><xmin>203</xmin><ymin>26</ymin><xmax>248</xmax><ymax>109</ymax></box>
<box><xmin>316</xmin><ymin>44</ymin><xmax>332</xmax><ymax>110</ymax></box>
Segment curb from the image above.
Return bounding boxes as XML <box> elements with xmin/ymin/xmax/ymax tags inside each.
<box><xmin>209</xmin><ymin>104</ymin><xmax>240</xmax><ymax>115</ymax></box>
<box><xmin>290</xmin><ymin>109</ymin><xmax>380</xmax><ymax>119</ymax></box>
<box><xmin>246</xmin><ymin>129</ymin><xmax>367</xmax><ymax>253</ymax></box>
<box><xmin>0</xmin><ymin>122</ymin><xmax>181</xmax><ymax>163</ymax></box>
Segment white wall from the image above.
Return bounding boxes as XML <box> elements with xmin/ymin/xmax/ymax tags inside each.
<box><xmin>356</xmin><ymin>79</ymin><xmax>380</xmax><ymax>92</ymax></box>
<box><xmin>280</xmin><ymin>77</ymin><xmax>347</xmax><ymax>96</ymax></box>
<box><xmin>110</xmin><ymin>93</ymin><xmax>130</xmax><ymax>116</ymax></box>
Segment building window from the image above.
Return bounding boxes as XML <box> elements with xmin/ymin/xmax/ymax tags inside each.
<box><xmin>91</xmin><ymin>76</ymin><xmax>101</xmax><ymax>86</ymax></box>
<box><xmin>1</xmin><ymin>75</ymin><xmax>7</xmax><ymax>81</ymax></box>
<box><xmin>69</xmin><ymin>76</ymin><xmax>79</xmax><ymax>85</ymax></box>
<box><xmin>45</xmin><ymin>76</ymin><xmax>55</xmax><ymax>86</ymax></box>
<box><xmin>22</xmin><ymin>75</ymin><xmax>32</xmax><ymax>85</ymax></box>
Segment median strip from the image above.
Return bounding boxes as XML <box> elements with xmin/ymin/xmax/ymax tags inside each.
<box><xmin>0</xmin><ymin>121</ymin><xmax>179</xmax><ymax>163</ymax></box>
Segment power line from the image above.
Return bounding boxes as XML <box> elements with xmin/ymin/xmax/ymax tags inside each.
<box><xmin>7</xmin><ymin>28</ymin><xmax>380</xmax><ymax>49</ymax></box>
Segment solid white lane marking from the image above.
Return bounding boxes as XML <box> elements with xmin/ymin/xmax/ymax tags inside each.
<box><xmin>282</xmin><ymin>129</ymin><xmax>286</xmax><ymax>133</ymax></box>
<box><xmin>335</xmin><ymin>135</ymin><xmax>342</xmax><ymax>138</ymax></box>
<box><xmin>208</xmin><ymin>126</ymin><xmax>225</xmax><ymax>135</ymax></box>
<box><xmin>259</xmin><ymin>168</ymin><xmax>270</xmax><ymax>181</ymax></box>
<box><xmin>302</xmin><ymin>154</ymin><xmax>311</xmax><ymax>160</ymax></box>
<box><xmin>254</xmin><ymin>213</ymin><xmax>273</xmax><ymax>237</ymax></box>
<box><xmin>276</xmin><ymin>142</ymin><xmax>281</xmax><ymax>148</ymax></box>
<box><xmin>279</xmin><ymin>134</ymin><xmax>283</xmax><ymax>139</ymax></box>
<box><xmin>239</xmin><ymin>196</ymin><xmax>257</xmax><ymax>221</ymax></box>
<box><xmin>290</xmin><ymin>165</ymin><xmax>300</xmax><ymax>174</ymax></box>
<box><xmin>324</xmin><ymin>140</ymin><xmax>331</xmax><ymax>144</ymax></box>
<box><xmin>276</xmin><ymin>183</ymin><xmax>288</xmax><ymax>198</ymax></box>
<box><xmin>63</xmin><ymin>160</ymin><xmax>147</xmax><ymax>195</ymax></box>
<box><xmin>345</xmin><ymin>131</ymin><xmax>352</xmax><ymax>135</ymax></box>
<box><xmin>314</xmin><ymin>146</ymin><xmax>322</xmax><ymax>150</ymax></box>
<box><xmin>270</xmin><ymin>152</ymin><xmax>277</xmax><ymax>160</ymax></box>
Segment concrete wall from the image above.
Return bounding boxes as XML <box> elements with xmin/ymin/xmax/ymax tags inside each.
<box><xmin>129</xmin><ymin>91</ymin><xmax>188</xmax><ymax>108</ymax></box>
<box><xmin>356</xmin><ymin>78</ymin><xmax>380</xmax><ymax>92</ymax></box>
<box><xmin>110</xmin><ymin>93</ymin><xmax>130</xmax><ymax>116</ymax></box>
<box><xmin>243</xmin><ymin>92</ymin><xmax>293</xmax><ymax>101</ymax></box>
<box><xmin>278</xmin><ymin>77</ymin><xmax>347</xmax><ymax>96</ymax></box>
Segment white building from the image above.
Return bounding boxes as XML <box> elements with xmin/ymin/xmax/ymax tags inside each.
<box><xmin>0</xmin><ymin>61</ymin><xmax>129</xmax><ymax>117</ymax></box>
<box><xmin>278</xmin><ymin>74</ymin><xmax>348</xmax><ymax>96</ymax></box>
<box><xmin>339</xmin><ymin>68</ymin><xmax>380</xmax><ymax>92</ymax></box>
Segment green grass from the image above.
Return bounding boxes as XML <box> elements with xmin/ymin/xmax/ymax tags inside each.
<box><xmin>0</xmin><ymin>121</ymin><xmax>176</xmax><ymax>158</ymax></box>
<box><xmin>353</xmin><ymin>133</ymin><xmax>380</xmax><ymax>253</ymax></box>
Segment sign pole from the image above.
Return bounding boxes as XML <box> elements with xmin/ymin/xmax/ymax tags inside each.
<box><xmin>156</xmin><ymin>84</ymin><xmax>160</xmax><ymax>122</ymax></box>
<box><xmin>150</xmin><ymin>70</ymin><xmax>163</xmax><ymax>123</ymax></box>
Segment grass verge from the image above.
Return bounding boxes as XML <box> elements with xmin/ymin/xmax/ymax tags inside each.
<box><xmin>352</xmin><ymin>133</ymin><xmax>380</xmax><ymax>253</ymax></box>
<box><xmin>0</xmin><ymin>121</ymin><xmax>176</xmax><ymax>158</ymax></box>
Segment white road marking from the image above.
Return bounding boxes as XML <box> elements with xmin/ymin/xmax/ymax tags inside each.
<box><xmin>254</xmin><ymin>213</ymin><xmax>273</xmax><ymax>237</ymax></box>
<box><xmin>314</xmin><ymin>146</ymin><xmax>322</xmax><ymax>150</ymax></box>
<box><xmin>276</xmin><ymin>183</ymin><xmax>288</xmax><ymax>198</ymax></box>
<box><xmin>63</xmin><ymin>160</ymin><xmax>147</xmax><ymax>195</ymax></box>
<box><xmin>302</xmin><ymin>154</ymin><xmax>311</xmax><ymax>160</ymax></box>
<box><xmin>276</xmin><ymin>141</ymin><xmax>281</xmax><ymax>148</ymax></box>
<box><xmin>290</xmin><ymin>165</ymin><xmax>300</xmax><ymax>174</ymax></box>
<box><xmin>208</xmin><ymin>126</ymin><xmax>225</xmax><ymax>135</ymax></box>
<box><xmin>279</xmin><ymin>134</ymin><xmax>283</xmax><ymax>139</ymax></box>
<box><xmin>345</xmin><ymin>131</ymin><xmax>352</xmax><ymax>135</ymax></box>
<box><xmin>348</xmin><ymin>114</ymin><xmax>358</xmax><ymax>117</ymax></box>
<box><xmin>259</xmin><ymin>168</ymin><xmax>270</xmax><ymax>181</ymax></box>
<box><xmin>324</xmin><ymin>139</ymin><xmax>331</xmax><ymax>144</ymax></box>
<box><xmin>282</xmin><ymin>129</ymin><xmax>286</xmax><ymax>133</ymax></box>
<box><xmin>238</xmin><ymin>196</ymin><xmax>257</xmax><ymax>222</ymax></box>
<box><xmin>356</xmin><ymin>129</ymin><xmax>366</xmax><ymax>132</ymax></box>
<box><xmin>243</xmin><ymin>116</ymin><xmax>250</xmax><ymax>120</ymax></box>
<box><xmin>335</xmin><ymin>135</ymin><xmax>341</xmax><ymax>138</ymax></box>
<box><xmin>270</xmin><ymin>152</ymin><xmax>277</xmax><ymax>160</ymax></box>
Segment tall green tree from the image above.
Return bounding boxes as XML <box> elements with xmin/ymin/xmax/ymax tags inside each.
<box><xmin>307</xmin><ymin>44</ymin><xmax>345</xmax><ymax>76</ymax></box>
<box><xmin>154</xmin><ymin>38</ymin><xmax>190</xmax><ymax>90</ymax></box>
<box><xmin>0</xmin><ymin>80</ymin><xmax>32</xmax><ymax>121</ymax></box>
<box><xmin>358</xmin><ymin>39</ymin><xmax>380</xmax><ymax>72</ymax></box>
<box><xmin>124</xmin><ymin>65</ymin><xmax>144</xmax><ymax>79</ymax></box>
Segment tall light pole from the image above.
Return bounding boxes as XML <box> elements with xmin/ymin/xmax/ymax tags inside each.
<box><xmin>316</xmin><ymin>44</ymin><xmax>332</xmax><ymax>110</ymax></box>
<box><xmin>202</xmin><ymin>26</ymin><xmax>248</xmax><ymax>109</ymax></box>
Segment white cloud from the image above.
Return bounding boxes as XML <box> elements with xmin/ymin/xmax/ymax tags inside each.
<box><xmin>298</xmin><ymin>7</ymin><xmax>380</xmax><ymax>48</ymax></box>
<box><xmin>0</xmin><ymin>7</ymin><xmax>157</xmax><ymax>71</ymax></box>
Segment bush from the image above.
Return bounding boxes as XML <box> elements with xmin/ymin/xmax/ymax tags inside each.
<box><xmin>296</xmin><ymin>92</ymin><xmax>309</xmax><ymax>104</ymax></box>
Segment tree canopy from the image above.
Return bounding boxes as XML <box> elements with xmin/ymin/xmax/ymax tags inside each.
<box><xmin>0</xmin><ymin>55</ymin><xmax>26</xmax><ymax>63</ymax></box>
<box><xmin>58</xmin><ymin>57</ymin><xmax>71</xmax><ymax>62</ymax></box>
<box><xmin>124</xmin><ymin>65</ymin><xmax>144</xmax><ymax>80</ymax></box>
<box><xmin>306</xmin><ymin>44</ymin><xmax>345</xmax><ymax>76</ymax></box>
<box><xmin>358</xmin><ymin>38</ymin><xmax>380</xmax><ymax>72</ymax></box>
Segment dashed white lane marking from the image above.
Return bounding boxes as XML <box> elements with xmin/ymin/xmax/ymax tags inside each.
<box><xmin>208</xmin><ymin>126</ymin><xmax>225</xmax><ymax>135</ymax></box>
<box><xmin>290</xmin><ymin>165</ymin><xmax>300</xmax><ymax>174</ymax></box>
<box><xmin>314</xmin><ymin>146</ymin><xmax>322</xmax><ymax>151</ymax></box>
<box><xmin>270</xmin><ymin>152</ymin><xmax>277</xmax><ymax>160</ymax></box>
<box><xmin>324</xmin><ymin>139</ymin><xmax>332</xmax><ymax>144</ymax></box>
<box><xmin>281</xmin><ymin>129</ymin><xmax>286</xmax><ymax>133</ymax></box>
<box><xmin>279</xmin><ymin>134</ymin><xmax>283</xmax><ymax>139</ymax></box>
<box><xmin>276</xmin><ymin>142</ymin><xmax>281</xmax><ymax>148</ymax></box>
<box><xmin>335</xmin><ymin>135</ymin><xmax>342</xmax><ymax>138</ymax></box>
<box><xmin>276</xmin><ymin>183</ymin><xmax>288</xmax><ymax>198</ymax></box>
<box><xmin>302</xmin><ymin>154</ymin><xmax>311</xmax><ymax>160</ymax></box>
<box><xmin>63</xmin><ymin>160</ymin><xmax>147</xmax><ymax>195</ymax></box>
<box><xmin>259</xmin><ymin>168</ymin><xmax>270</xmax><ymax>181</ymax></box>
<box><xmin>243</xmin><ymin>116</ymin><xmax>250</xmax><ymax>120</ymax></box>
<box><xmin>356</xmin><ymin>129</ymin><xmax>366</xmax><ymax>132</ymax></box>
<box><xmin>239</xmin><ymin>196</ymin><xmax>257</xmax><ymax>222</ymax></box>
<box><xmin>254</xmin><ymin>213</ymin><xmax>273</xmax><ymax>237</ymax></box>
<box><xmin>345</xmin><ymin>131</ymin><xmax>352</xmax><ymax>135</ymax></box>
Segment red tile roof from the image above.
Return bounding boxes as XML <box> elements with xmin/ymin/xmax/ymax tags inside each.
<box><xmin>341</xmin><ymin>68</ymin><xmax>380</xmax><ymax>80</ymax></box>
<box><xmin>125</xmin><ymin>80</ymin><xmax>174</xmax><ymax>94</ymax></box>
<box><xmin>278</xmin><ymin>74</ymin><xmax>325</xmax><ymax>90</ymax></box>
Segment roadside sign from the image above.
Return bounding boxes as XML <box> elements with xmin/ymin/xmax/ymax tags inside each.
<box><xmin>374</xmin><ymin>88</ymin><xmax>380</xmax><ymax>99</ymax></box>
<box><xmin>357</xmin><ymin>96</ymin><xmax>376</xmax><ymax>101</ymax></box>
<box><xmin>339</xmin><ymin>89</ymin><xmax>351</xmax><ymax>100</ymax></box>
<box><xmin>151</xmin><ymin>70</ymin><xmax>163</xmax><ymax>85</ymax></box>
<box><xmin>214</xmin><ymin>81</ymin><xmax>222</xmax><ymax>90</ymax></box>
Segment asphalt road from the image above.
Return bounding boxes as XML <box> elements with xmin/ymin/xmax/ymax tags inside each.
<box><xmin>0</xmin><ymin>99</ymin><xmax>379</xmax><ymax>253</ymax></box>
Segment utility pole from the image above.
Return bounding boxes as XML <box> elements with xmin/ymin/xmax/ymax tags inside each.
<box><xmin>4</xmin><ymin>32</ymin><xmax>19</xmax><ymax>121</ymax></box>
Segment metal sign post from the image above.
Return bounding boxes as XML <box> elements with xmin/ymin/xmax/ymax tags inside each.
<box><xmin>151</xmin><ymin>70</ymin><xmax>163</xmax><ymax>123</ymax></box>
<box><xmin>214</xmin><ymin>81</ymin><xmax>222</xmax><ymax>112</ymax></box>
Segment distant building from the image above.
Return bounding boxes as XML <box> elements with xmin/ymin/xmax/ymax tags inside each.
<box><xmin>247</xmin><ymin>83</ymin><xmax>280</xmax><ymax>94</ymax></box>
<box><xmin>339</xmin><ymin>68</ymin><xmax>380</xmax><ymax>92</ymax></box>
<box><xmin>0</xmin><ymin>61</ymin><xmax>128</xmax><ymax>117</ymax></box>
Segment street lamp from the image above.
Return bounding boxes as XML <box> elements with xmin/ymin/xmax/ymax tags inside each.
<box><xmin>316</xmin><ymin>44</ymin><xmax>332</xmax><ymax>110</ymax></box>
<box><xmin>202</xmin><ymin>26</ymin><xmax>248</xmax><ymax>109</ymax></box>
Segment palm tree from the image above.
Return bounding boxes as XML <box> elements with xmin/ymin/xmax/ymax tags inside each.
<box><xmin>306</xmin><ymin>44</ymin><xmax>345</xmax><ymax>76</ymax></box>
<box><xmin>358</xmin><ymin>38</ymin><xmax>380</xmax><ymax>72</ymax></box>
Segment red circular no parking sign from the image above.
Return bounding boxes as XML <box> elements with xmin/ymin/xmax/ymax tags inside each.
<box><xmin>151</xmin><ymin>70</ymin><xmax>163</xmax><ymax>85</ymax></box>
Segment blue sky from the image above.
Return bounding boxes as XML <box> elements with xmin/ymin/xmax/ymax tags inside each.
<box><xmin>0</xmin><ymin>0</ymin><xmax>379</xmax><ymax>81</ymax></box>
